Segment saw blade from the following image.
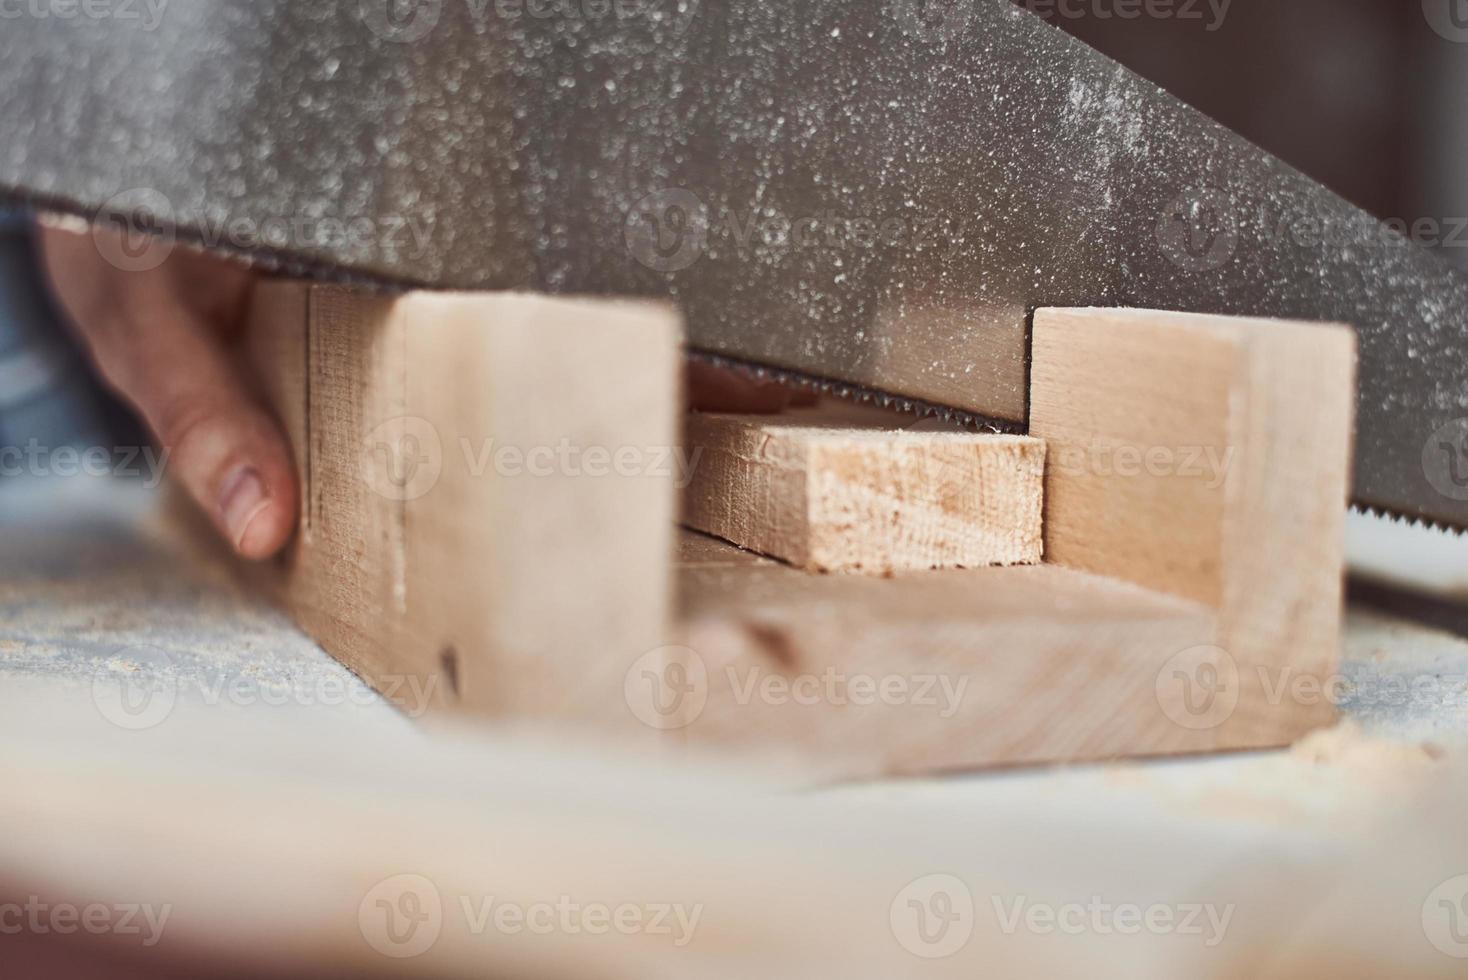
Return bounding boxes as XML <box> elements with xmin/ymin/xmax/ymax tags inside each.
<box><xmin>1</xmin><ymin>0</ymin><xmax>1466</xmax><ymax>528</ymax></box>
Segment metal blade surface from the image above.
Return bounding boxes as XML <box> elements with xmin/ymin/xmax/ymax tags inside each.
<box><xmin>1</xmin><ymin>1</ymin><xmax>1465</xmax><ymax>525</ymax></box>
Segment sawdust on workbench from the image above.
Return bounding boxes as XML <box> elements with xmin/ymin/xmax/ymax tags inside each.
<box><xmin>1099</xmin><ymin>722</ymin><xmax>1453</xmax><ymax>834</ymax></box>
<box><xmin>1290</xmin><ymin>719</ymin><xmax>1446</xmax><ymax>770</ymax></box>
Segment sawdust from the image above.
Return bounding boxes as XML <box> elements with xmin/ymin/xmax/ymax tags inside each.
<box><xmin>1290</xmin><ymin>719</ymin><xmax>1447</xmax><ymax>772</ymax></box>
<box><xmin>1094</xmin><ymin>722</ymin><xmax>1453</xmax><ymax>834</ymax></box>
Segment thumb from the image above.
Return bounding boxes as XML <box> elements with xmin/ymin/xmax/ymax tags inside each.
<box><xmin>38</xmin><ymin>227</ymin><xmax>299</xmax><ymax>560</ymax></box>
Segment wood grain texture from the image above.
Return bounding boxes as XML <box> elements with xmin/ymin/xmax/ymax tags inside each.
<box><xmin>673</xmin><ymin>531</ymin><xmax>1220</xmax><ymax>776</ymax></box>
<box><xmin>682</xmin><ymin>412</ymin><xmax>1045</xmax><ymax>574</ymax></box>
<box><xmin>238</xmin><ymin>291</ymin><xmax>1351</xmax><ymax>772</ymax></box>
<box><xmin>244</xmin><ymin>282</ymin><xmax>681</xmax><ymax>734</ymax></box>
<box><xmin>1031</xmin><ymin>307</ymin><xmax>1357</xmax><ymax>746</ymax></box>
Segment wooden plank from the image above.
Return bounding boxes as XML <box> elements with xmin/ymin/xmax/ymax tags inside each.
<box><xmin>682</xmin><ymin>411</ymin><xmax>1046</xmax><ymax>574</ymax></box>
<box><xmin>1030</xmin><ymin>307</ymin><xmax>1357</xmax><ymax>746</ymax></box>
<box><xmin>673</xmin><ymin>531</ymin><xmax>1220</xmax><ymax>776</ymax></box>
<box><xmin>238</xmin><ymin>292</ymin><xmax>1352</xmax><ymax>771</ymax></box>
<box><xmin>8</xmin><ymin>696</ymin><xmax>1461</xmax><ymax>980</ymax></box>
<box><xmin>243</xmin><ymin>282</ymin><xmax>681</xmax><ymax>734</ymax></box>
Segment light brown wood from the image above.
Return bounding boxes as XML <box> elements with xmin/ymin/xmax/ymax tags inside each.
<box><xmin>672</xmin><ymin>530</ymin><xmax>1219</xmax><ymax>775</ymax></box>
<box><xmin>1030</xmin><ymin>307</ymin><xmax>1357</xmax><ymax>744</ymax></box>
<box><xmin>682</xmin><ymin>411</ymin><xmax>1045</xmax><ymax>574</ymax></box>
<box><xmin>243</xmin><ymin>282</ymin><xmax>681</xmax><ymax>734</ymax></box>
<box><xmin>240</xmin><ymin>291</ymin><xmax>1353</xmax><ymax>773</ymax></box>
<box><xmin>10</xmin><ymin>685</ymin><xmax>1457</xmax><ymax>980</ymax></box>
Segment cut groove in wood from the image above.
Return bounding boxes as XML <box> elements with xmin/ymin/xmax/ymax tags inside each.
<box><xmin>237</xmin><ymin>289</ymin><xmax>1356</xmax><ymax>776</ymax></box>
<box><xmin>682</xmin><ymin>411</ymin><xmax>1046</xmax><ymax>575</ymax></box>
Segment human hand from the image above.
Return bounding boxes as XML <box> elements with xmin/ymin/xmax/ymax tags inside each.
<box><xmin>38</xmin><ymin>222</ymin><xmax>800</xmax><ymax>561</ymax></box>
<box><xmin>38</xmin><ymin>224</ymin><xmax>299</xmax><ymax>560</ymax></box>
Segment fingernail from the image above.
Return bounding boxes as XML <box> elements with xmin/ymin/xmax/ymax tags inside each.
<box><xmin>218</xmin><ymin>465</ymin><xmax>270</xmax><ymax>550</ymax></box>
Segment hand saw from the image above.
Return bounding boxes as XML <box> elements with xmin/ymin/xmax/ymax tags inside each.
<box><xmin>1</xmin><ymin>0</ymin><xmax>1465</xmax><ymax>529</ymax></box>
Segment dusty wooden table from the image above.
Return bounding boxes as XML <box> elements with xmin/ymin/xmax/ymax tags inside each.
<box><xmin>2</xmin><ymin>474</ymin><xmax>1466</xmax><ymax>978</ymax></box>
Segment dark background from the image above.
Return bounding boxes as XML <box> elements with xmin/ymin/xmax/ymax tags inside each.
<box><xmin>1019</xmin><ymin>0</ymin><xmax>1468</xmax><ymax>267</ymax></box>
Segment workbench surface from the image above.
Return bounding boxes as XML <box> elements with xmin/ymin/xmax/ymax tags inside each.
<box><xmin>2</xmin><ymin>474</ymin><xmax>1464</xmax><ymax>803</ymax></box>
<box><xmin>3</xmin><ymin>475</ymin><xmax>1467</xmax><ymax>977</ymax></box>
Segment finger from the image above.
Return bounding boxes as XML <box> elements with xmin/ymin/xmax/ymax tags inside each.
<box><xmin>38</xmin><ymin>226</ymin><xmax>298</xmax><ymax>560</ymax></box>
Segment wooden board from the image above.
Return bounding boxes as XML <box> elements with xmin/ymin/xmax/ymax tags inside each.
<box><xmin>673</xmin><ymin>531</ymin><xmax>1219</xmax><ymax>775</ymax></box>
<box><xmin>682</xmin><ymin>411</ymin><xmax>1045</xmax><ymax>574</ymax></box>
<box><xmin>238</xmin><ymin>290</ymin><xmax>1353</xmax><ymax>773</ymax></box>
<box><xmin>4</xmin><ymin>686</ymin><xmax>1461</xmax><ymax>979</ymax></box>
<box><xmin>243</xmin><ymin>282</ymin><xmax>681</xmax><ymax>735</ymax></box>
<box><xmin>1031</xmin><ymin>307</ymin><xmax>1357</xmax><ymax>745</ymax></box>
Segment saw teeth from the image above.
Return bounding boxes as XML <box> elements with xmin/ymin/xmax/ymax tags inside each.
<box><xmin>693</xmin><ymin>352</ymin><xmax>1465</xmax><ymax>524</ymax></box>
<box><xmin>687</xmin><ymin>348</ymin><xmax>1023</xmax><ymax>436</ymax></box>
<box><xmin>1349</xmin><ymin>503</ymin><xmax>1468</xmax><ymax>537</ymax></box>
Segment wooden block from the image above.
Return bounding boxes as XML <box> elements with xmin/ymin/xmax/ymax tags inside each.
<box><xmin>243</xmin><ymin>283</ymin><xmax>681</xmax><ymax>732</ymax></box>
<box><xmin>235</xmin><ymin>290</ymin><xmax>1351</xmax><ymax>773</ymax></box>
<box><xmin>1031</xmin><ymin>307</ymin><xmax>1357</xmax><ymax>744</ymax></box>
<box><xmin>674</xmin><ymin>531</ymin><xmax>1218</xmax><ymax>776</ymax></box>
<box><xmin>682</xmin><ymin>411</ymin><xmax>1046</xmax><ymax>574</ymax></box>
